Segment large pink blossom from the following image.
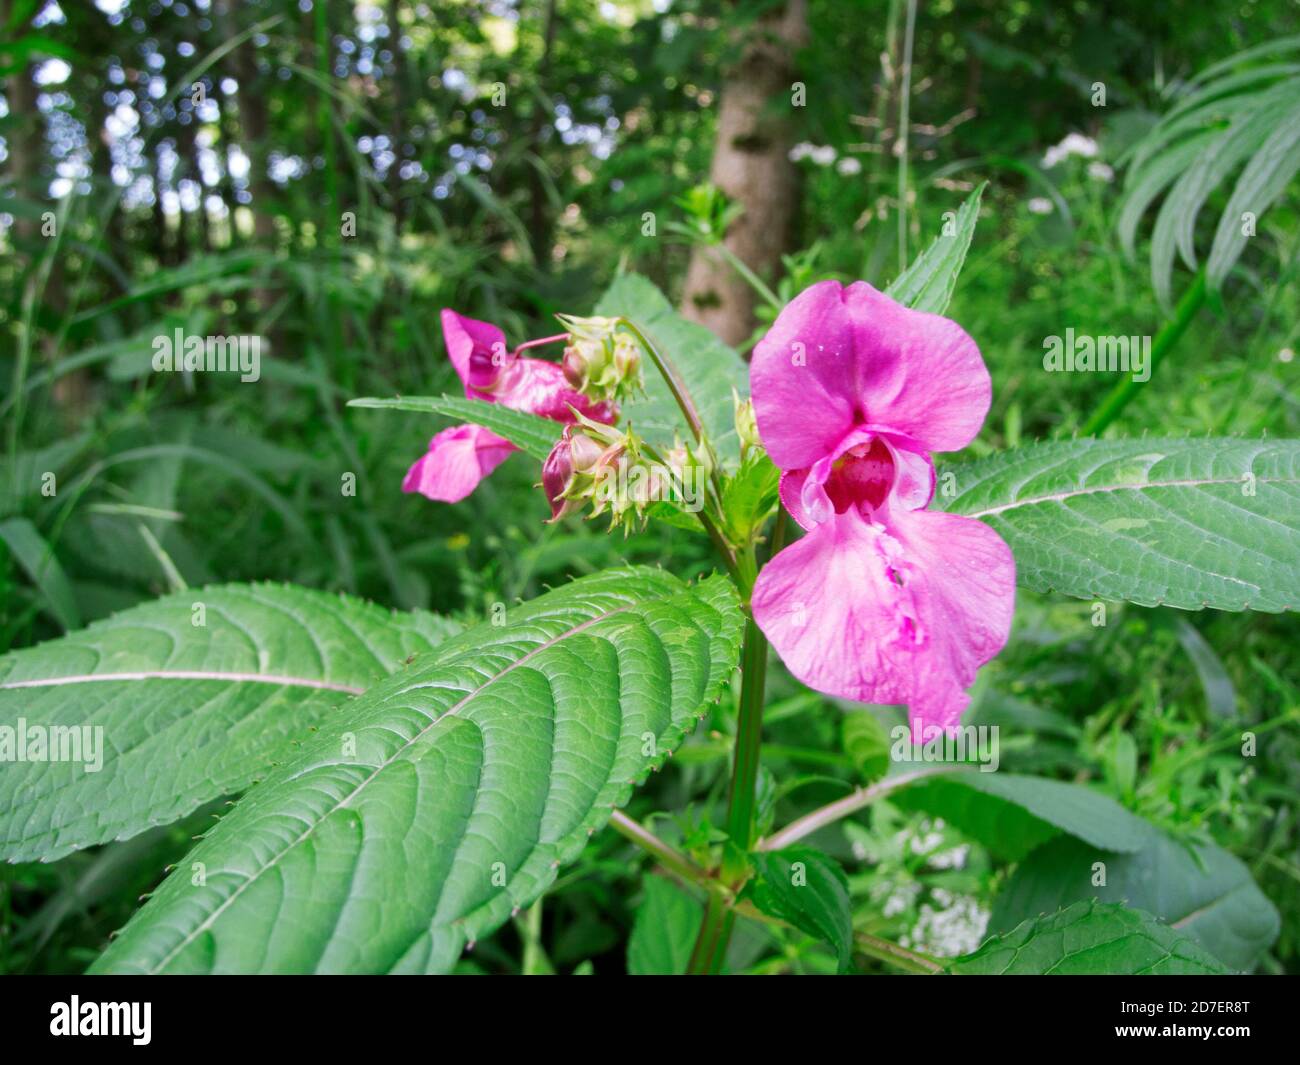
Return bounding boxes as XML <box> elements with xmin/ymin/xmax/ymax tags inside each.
<box><xmin>403</xmin><ymin>309</ymin><xmax>617</xmax><ymax>503</ymax></box>
<box><xmin>750</xmin><ymin>280</ymin><xmax>1015</xmax><ymax>737</ymax></box>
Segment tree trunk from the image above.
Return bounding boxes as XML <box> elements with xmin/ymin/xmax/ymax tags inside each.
<box><xmin>681</xmin><ymin>0</ymin><xmax>808</xmax><ymax>348</ymax></box>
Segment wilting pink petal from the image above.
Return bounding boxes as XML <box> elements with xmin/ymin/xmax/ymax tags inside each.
<box><xmin>441</xmin><ymin>309</ymin><xmax>510</xmax><ymax>397</ymax></box>
<box><xmin>751</xmin><ymin>280</ymin><xmax>990</xmax><ymax>462</ymax></box>
<box><xmin>440</xmin><ymin>309</ymin><xmax>618</xmax><ymax>423</ymax></box>
<box><xmin>503</xmin><ymin>358</ymin><xmax>618</xmax><ymax>424</ymax></box>
<box><xmin>751</xmin><ymin>504</ymin><xmax>1014</xmax><ymax>736</ymax></box>
<box><xmin>405</xmin><ymin>310</ymin><xmax>621</xmax><ymax>506</ymax></box>
<box><xmin>402</xmin><ymin>424</ymin><xmax>516</xmax><ymax>503</ymax></box>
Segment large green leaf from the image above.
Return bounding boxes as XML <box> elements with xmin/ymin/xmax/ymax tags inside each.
<box><xmin>893</xmin><ymin>770</ymin><xmax>1151</xmax><ymax>862</ymax></box>
<box><xmin>92</xmin><ymin>567</ymin><xmax>743</xmax><ymax>974</ymax></box>
<box><xmin>884</xmin><ymin>182</ymin><xmax>986</xmax><ymax>315</ymax></box>
<box><xmin>950</xmin><ymin>900</ymin><xmax>1232</xmax><ymax>975</ymax></box>
<box><xmin>989</xmin><ymin>829</ymin><xmax>1280</xmax><ymax>971</ymax></box>
<box><xmin>0</xmin><ymin>584</ymin><xmax>458</xmax><ymax>864</ymax></box>
<box><xmin>594</xmin><ymin>273</ymin><xmax>749</xmax><ymax>465</ymax></box>
<box><xmin>939</xmin><ymin>438</ymin><xmax>1300</xmax><ymax>610</ymax></box>
<box><xmin>347</xmin><ymin>395</ymin><xmax>559</xmax><ymax>461</ymax></box>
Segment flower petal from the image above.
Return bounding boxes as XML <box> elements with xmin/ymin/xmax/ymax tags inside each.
<box><xmin>751</xmin><ymin>280</ymin><xmax>990</xmax><ymax>466</ymax></box>
<box><xmin>752</xmin><ymin>508</ymin><xmax>918</xmax><ymax>705</ymax></box>
<box><xmin>503</xmin><ymin>358</ymin><xmax>618</xmax><ymax>424</ymax></box>
<box><xmin>776</xmin><ymin>430</ymin><xmax>934</xmax><ymax>532</ymax></box>
<box><xmin>884</xmin><ymin>506</ymin><xmax>1016</xmax><ymax>737</ymax></box>
<box><xmin>440</xmin><ymin>309</ymin><xmax>508</xmax><ymax>396</ymax></box>
<box><xmin>751</xmin><ymin>280</ymin><xmax>861</xmax><ymax>470</ymax></box>
<box><xmin>753</xmin><ymin>505</ymin><xmax>1014</xmax><ymax>736</ymax></box>
<box><xmin>401</xmin><ymin>424</ymin><xmax>516</xmax><ymax>503</ymax></box>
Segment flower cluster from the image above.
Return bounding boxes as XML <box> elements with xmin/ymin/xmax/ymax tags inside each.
<box><xmin>405</xmin><ymin>282</ymin><xmax>1014</xmax><ymax>736</ymax></box>
<box><xmin>402</xmin><ymin>309</ymin><xmax>619</xmax><ymax>503</ymax></box>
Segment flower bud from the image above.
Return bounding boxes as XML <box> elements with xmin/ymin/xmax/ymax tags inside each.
<box><xmin>555</xmin><ymin>314</ymin><xmax>643</xmax><ymax>404</ymax></box>
<box><xmin>734</xmin><ymin>390</ymin><xmax>760</xmax><ymax>455</ymax></box>
<box><xmin>542</xmin><ymin>428</ymin><xmax>583</xmax><ymax>522</ymax></box>
<box><xmin>542</xmin><ymin>422</ymin><xmax>625</xmax><ymax>522</ymax></box>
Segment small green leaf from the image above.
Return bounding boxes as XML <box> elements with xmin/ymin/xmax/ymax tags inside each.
<box><xmin>0</xmin><ymin>517</ymin><xmax>80</xmax><ymax>631</ymax></box>
<box><xmin>348</xmin><ymin>395</ymin><xmax>559</xmax><ymax>461</ymax></box>
<box><xmin>885</xmin><ymin>182</ymin><xmax>986</xmax><ymax>314</ymax></box>
<box><xmin>627</xmin><ymin>875</ymin><xmax>703</xmax><ymax>975</ymax></box>
<box><xmin>841</xmin><ymin>710</ymin><xmax>890</xmax><ymax>783</ymax></box>
<box><xmin>721</xmin><ymin>451</ymin><xmax>780</xmax><ymax>543</ymax></box>
<box><xmin>950</xmin><ymin>900</ymin><xmax>1232</xmax><ymax>975</ymax></box>
<box><xmin>748</xmin><ymin>847</ymin><xmax>853</xmax><ymax>971</ymax></box>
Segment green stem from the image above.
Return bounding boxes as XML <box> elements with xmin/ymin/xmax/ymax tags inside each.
<box><xmin>725</xmin><ymin>615</ymin><xmax>768</xmax><ymax>848</ymax></box>
<box><xmin>896</xmin><ymin>0</ymin><xmax>918</xmax><ymax>271</ymax></box>
<box><xmin>612</xmin><ymin>808</ymin><xmax>940</xmax><ymax>975</ymax></box>
<box><xmin>687</xmin><ymin>893</ymin><xmax>734</xmax><ymax>974</ymax></box>
<box><xmin>1079</xmin><ymin>270</ymin><xmax>1208</xmax><ymax>436</ymax></box>
<box><xmin>715</xmin><ymin>243</ymin><xmax>782</xmax><ymax>312</ymax></box>
<box><xmin>608</xmin><ymin>811</ymin><xmax>704</xmax><ymax>886</ymax></box>
<box><xmin>855</xmin><ymin>931</ymin><xmax>944</xmax><ymax>974</ymax></box>
<box><xmin>686</xmin><ymin>549</ymin><xmax>768</xmax><ymax>973</ymax></box>
<box><xmin>758</xmin><ymin>766</ymin><xmax>949</xmax><ymax>851</ymax></box>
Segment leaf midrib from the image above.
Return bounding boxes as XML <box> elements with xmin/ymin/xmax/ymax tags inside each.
<box><xmin>0</xmin><ymin>670</ymin><xmax>367</xmax><ymax>693</ymax></box>
<box><xmin>961</xmin><ymin>474</ymin><xmax>1300</xmax><ymax>519</ymax></box>
<box><xmin>144</xmin><ymin>600</ymin><xmax>638</xmax><ymax>974</ymax></box>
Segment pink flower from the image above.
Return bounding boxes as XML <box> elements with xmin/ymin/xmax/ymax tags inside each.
<box><xmin>403</xmin><ymin>309</ymin><xmax>618</xmax><ymax>503</ymax></box>
<box><xmin>749</xmin><ymin>280</ymin><xmax>1015</xmax><ymax>737</ymax></box>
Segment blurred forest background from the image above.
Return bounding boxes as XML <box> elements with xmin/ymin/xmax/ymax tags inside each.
<box><xmin>2</xmin><ymin>0</ymin><xmax>1298</xmax><ymax>974</ymax></box>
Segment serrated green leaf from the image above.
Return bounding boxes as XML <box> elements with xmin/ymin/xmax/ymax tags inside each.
<box><xmin>884</xmin><ymin>182</ymin><xmax>985</xmax><ymax>314</ymax></box>
<box><xmin>950</xmin><ymin>900</ymin><xmax>1232</xmax><ymax>975</ymax></box>
<box><xmin>938</xmin><ymin>438</ymin><xmax>1300</xmax><ymax>611</ymax></box>
<box><xmin>91</xmin><ymin>567</ymin><xmax>744</xmax><ymax>974</ymax></box>
<box><xmin>0</xmin><ymin>584</ymin><xmax>459</xmax><ymax>864</ymax></box>
<box><xmin>721</xmin><ymin>450</ymin><xmax>780</xmax><ymax>543</ymax></box>
<box><xmin>893</xmin><ymin>770</ymin><xmax>1151</xmax><ymax>862</ymax></box>
<box><xmin>627</xmin><ymin>874</ymin><xmax>703</xmax><ymax>975</ymax></box>
<box><xmin>347</xmin><ymin>394</ymin><xmax>560</xmax><ymax>461</ymax></box>
<box><xmin>748</xmin><ymin>847</ymin><xmax>853</xmax><ymax>971</ymax></box>
<box><xmin>989</xmin><ymin>829</ymin><xmax>1279</xmax><ymax>971</ymax></box>
<box><xmin>594</xmin><ymin>274</ymin><xmax>749</xmax><ymax>465</ymax></box>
